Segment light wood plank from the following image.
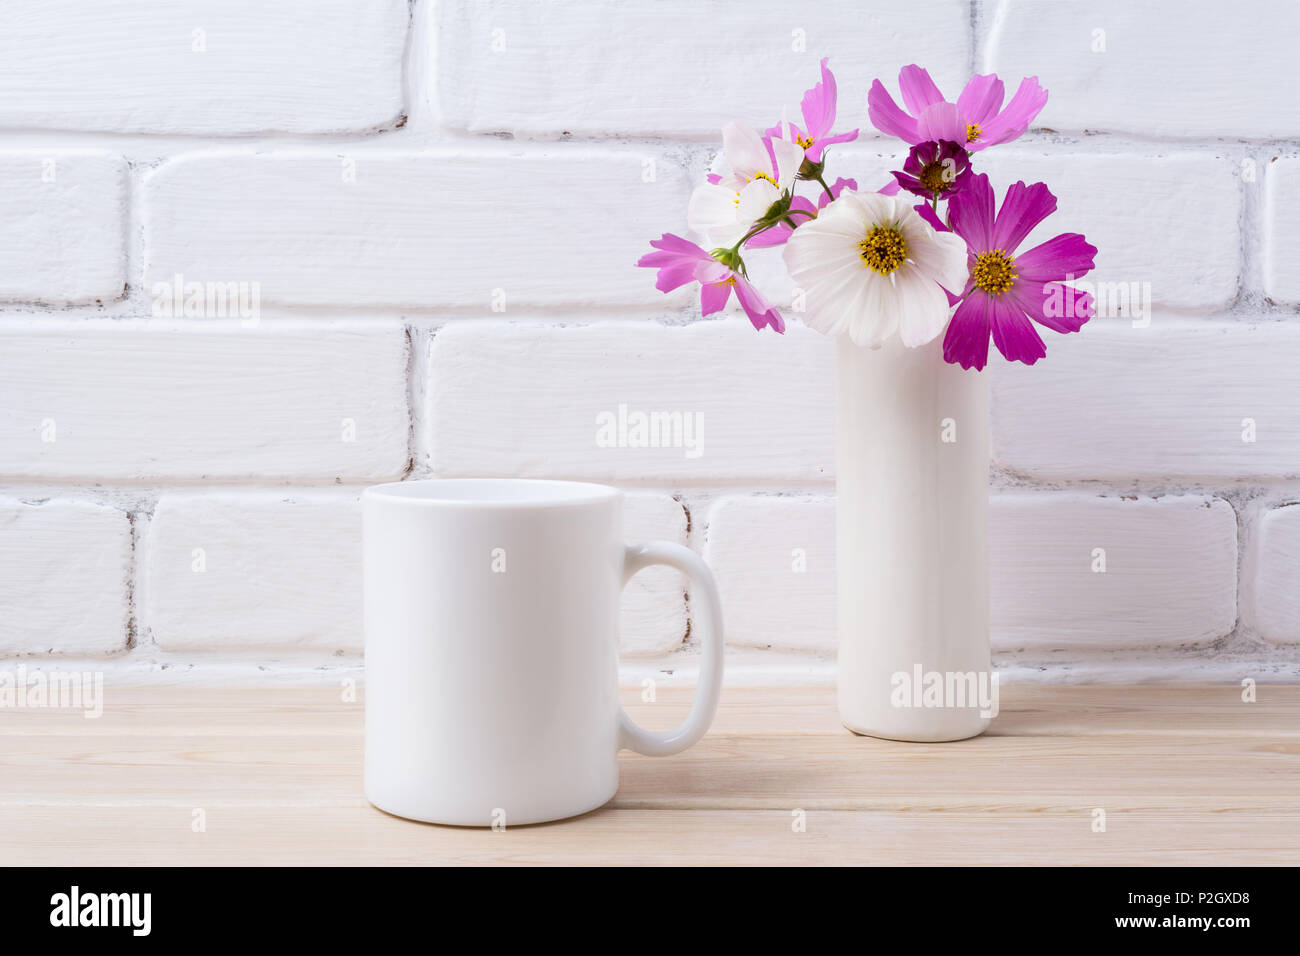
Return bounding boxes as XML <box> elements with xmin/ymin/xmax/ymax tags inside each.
<box><xmin>3</xmin><ymin>805</ymin><xmax>1295</xmax><ymax>867</ymax></box>
<box><xmin>2</xmin><ymin>684</ymin><xmax>1296</xmax><ymax>865</ymax></box>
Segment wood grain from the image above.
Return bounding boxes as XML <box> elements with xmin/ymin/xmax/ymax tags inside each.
<box><xmin>2</xmin><ymin>685</ymin><xmax>1296</xmax><ymax>865</ymax></box>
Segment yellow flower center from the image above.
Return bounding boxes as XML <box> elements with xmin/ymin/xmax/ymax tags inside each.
<box><xmin>859</xmin><ymin>225</ymin><xmax>908</xmax><ymax>276</ymax></box>
<box><xmin>966</xmin><ymin>122</ymin><xmax>981</xmax><ymax>143</ymax></box>
<box><xmin>919</xmin><ymin>161</ymin><xmax>955</xmax><ymax>194</ymax></box>
<box><xmin>971</xmin><ymin>250</ymin><xmax>1017</xmax><ymax>294</ymax></box>
<box><xmin>796</xmin><ymin>135</ymin><xmax>814</xmax><ymax>149</ymax></box>
<box><xmin>751</xmin><ymin>171</ymin><xmax>777</xmax><ymax>186</ymax></box>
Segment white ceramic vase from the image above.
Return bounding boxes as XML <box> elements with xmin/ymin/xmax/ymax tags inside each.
<box><xmin>835</xmin><ymin>334</ymin><xmax>993</xmax><ymax>742</ymax></box>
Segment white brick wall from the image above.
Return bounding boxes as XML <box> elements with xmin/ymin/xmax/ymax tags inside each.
<box><xmin>0</xmin><ymin>321</ymin><xmax>410</xmax><ymax>480</ymax></box>
<box><xmin>705</xmin><ymin>494</ymin><xmax>1239</xmax><ymax>654</ymax></box>
<box><xmin>143</xmin><ymin>150</ymin><xmax>690</xmax><ymax>308</ymax></box>
<box><xmin>982</xmin><ymin>0</ymin><xmax>1300</xmax><ymax>140</ymax></box>
<box><xmin>0</xmin><ymin>0</ymin><xmax>1295</xmax><ymax>680</ymax></box>
<box><xmin>1255</xmin><ymin>505</ymin><xmax>1300</xmax><ymax>645</ymax></box>
<box><xmin>435</xmin><ymin>0</ymin><xmax>970</xmax><ymax>138</ymax></box>
<box><xmin>0</xmin><ymin>1</ymin><xmax>408</xmax><ymax>134</ymax></box>
<box><xmin>0</xmin><ymin>499</ymin><xmax>131</xmax><ymax>655</ymax></box>
<box><xmin>427</xmin><ymin>319</ymin><xmax>834</xmax><ymax>480</ymax></box>
<box><xmin>0</xmin><ymin>151</ymin><xmax>127</xmax><ymax>304</ymax></box>
<box><xmin>143</xmin><ymin>489</ymin><xmax>688</xmax><ymax>655</ymax></box>
<box><xmin>991</xmin><ymin>322</ymin><xmax>1300</xmax><ymax>479</ymax></box>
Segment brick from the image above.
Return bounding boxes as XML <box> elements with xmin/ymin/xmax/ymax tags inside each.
<box><xmin>0</xmin><ymin>498</ymin><xmax>130</xmax><ymax>655</ymax></box>
<box><xmin>702</xmin><ymin>493</ymin><xmax>1238</xmax><ymax>653</ymax></box>
<box><xmin>435</xmin><ymin>0</ymin><xmax>970</xmax><ymax>137</ymax></box>
<box><xmin>143</xmin><ymin>150</ymin><xmax>689</xmax><ymax>308</ymax></box>
<box><xmin>0</xmin><ymin>151</ymin><xmax>126</xmax><ymax>304</ymax></box>
<box><xmin>143</xmin><ymin>490</ymin><xmax>362</xmax><ymax>651</ymax></box>
<box><xmin>983</xmin><ymin>0</ymin><xmax>1300</xmax><ymax>139</ymax></box>
<box><xmin>992</xmin><ymin>322</ymin><xmax>1300</xmax><ymax>480</ymax></box>
<box><xmin>704</xmin><ymin>496</ymin><xmax>835</xmax><ymax>652</ymax></box>
<box><xmin>0</xmin><ymin>321</ymin><xmax>409</xmax><ymax>480</ymax></box>
<box><xmin>427</xmin><ymin>318</ymin><xmax>834</xmax><ymax>481</ymax></box>
<box><xmin>990</xmin><ymin>494</ymin><xmax>1237</xmax><ymax>651</ymax></box>
<box><xmin>621</xmin><ymin>494</ymin><xmax>690</xmax><ymax>656</ymax></box>
<box><xmin>0</xmin><ymin>0</ymin><xmax>406</xmax><ymax>134</ymax></box>
<box><xmin>144</xmin><ymin>488</ymin><xmax>688</xmax><ymax>655</ymax></box>
<box><xmin>1264</xmin><ymin>158</ymin><xmax>1300</xmax><ymax>304</ymax></box>
<box><xmin>1255</xmin><ymin>505</ymin><xmax>1300</xmax><ymax>644</ymax></box>
<box><xmin>973</xmin><ymin>150</ymin><xmax>1239</xmax><ymax>312</ymax></box>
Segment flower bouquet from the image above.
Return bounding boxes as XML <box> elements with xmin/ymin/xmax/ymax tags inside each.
<box><xmin>639</xmin><ymin>61</ymin><xmax>1098</xmax><ymax>741</ymax></box>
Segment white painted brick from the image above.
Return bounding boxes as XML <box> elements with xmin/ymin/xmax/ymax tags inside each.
<box><xmin>992</xmin><ymin>322</ymin><xmax>1300</xmax><ymax>480</ymax></box>
<box><xmin>0</xmin><ymin>0</ymin><xmax>406</xmax><ymax>134</ymax></box>
<box><xmin>1264</xmin><ymin>158</ymin><xmax>1300</xmax><ymax>304</ymax></box>
<box><xmin>990</xmin><ymin>495</ymin><xmax>1237</xmax><ymax>652</ymax></box>
<box><xmin>435</xmin><ymin>0</ymin><xmax>969</xmax><ymax>137</ymax></box>
<box><xmin>427</xmin><ymin>319</ymin><xmax>834</xmax><ymax>481</ymax></box>
<box><xmin>1254</xmin><ymin>505</ymin><xmax>1300</xmax><ymax>645</ymax></box>
<box><xmin>0</xmin><ymin>498</ymin><xmax>130</xmax><ymax>655</ymax></box>
<box><xmin>704</xmin><ymin>496</ymin><xmax>835</xmax><ymax>652</ymax></box>
<box><xmin>703</xmin><ymin>494</ymin><xmax>1238</xmax><ymax>653</ymax></box>
<box><xmin>974</xmin><ymin>150</ymin><xmax>1239</xmax><ymax>312</ymax></box>
<box><xmin>144</xmin><ymin>490</ymin><xmax>362</xmax><ymax>652</ymax></box>
<box><xmin>0</xmin><ymin>321</ymin><xmax>409</xmax><ymax>480</ymax></box>
<box><xmin>621</xmin><ymin>494</ymin><xmax>689</xmax><ymax>657</ymax></box>
<box><xmin>983</xmin><ymin>0</ymin><xmax>1300</xmax><ymax>139</ymax></box>
<box><xmin>144</xmin><ymin>489</ymin><xmax>688</xmax><ymax>655</ymax></box>
<box><xmin>143</xmin><ymin>150</ymin><xmax>689</xmax><ymax>308</ymax></box>
<box><xmin>0</xmin><ymin>151</ymin><xmax>126</xmax><ymax>304</ymax></box>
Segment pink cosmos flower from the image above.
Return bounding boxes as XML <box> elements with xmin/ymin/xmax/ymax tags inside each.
<box><xmin>765</xmin><ymin>57</ymin><xmax>859</xmax><ymax>163</ymax></box>
<box><xmin>892</xmin><ymin>139</ymin><xmax>972</xmax><ymax>199</ymax></box>
<box><xmin>637</xmin><ymin>233</ymin><xmax>784</xmax><ymax>333</ymax></box>
<box><xmin>746</xmin><ymin>177</ymin><xmax>858</xmax><ymax>248</ymax></box>
<box><xmin>869</xmin><ymin>66</ymin><xmax>1048</xmax><ymax>152</ymax></box>
<box><xmin>942</xmin><ymin>173</ymin><xmax>1096</xmax><ymax>370</ymax></box>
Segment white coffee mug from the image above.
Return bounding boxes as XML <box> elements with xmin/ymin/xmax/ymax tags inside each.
<box><xmin>362</xmin><ymin>478</ymin><xmax>723</xmax><ymax>826</ymax></box>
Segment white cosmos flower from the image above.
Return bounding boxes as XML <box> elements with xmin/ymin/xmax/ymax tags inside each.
<box><xmin>688</xmin><ymin>121</ymin><xmax>805</xmax><ymax>248</ymax></box>
<box><xmin>783</xmin><ymin>189</ymin><xmax>969</xmax><ymax>348</ymax></box>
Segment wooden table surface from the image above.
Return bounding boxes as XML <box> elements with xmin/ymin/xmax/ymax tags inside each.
<box><xmin>3</xmin><ymin>684</ymin><xmax>1297</xmax><ymax>865</ymax></box>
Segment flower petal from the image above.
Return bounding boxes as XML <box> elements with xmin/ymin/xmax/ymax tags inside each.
<box><xmin>992</xmin><ymin>180</ymin><xmax>1057</xmax><ymax>253</ymax></box>
<box><xmin>1010</xmin><ymin>280</ymin><xmax>1094</xmax><ymax>334</ymax></box>
<box><xmin>769</xmin><ymin>134</ymin><xmax>806</xmax><ymax>190</ymax></box>
<box><xmin>894</xmin><ymin>264</ymin><xmax>953</xmax><ymax>347</ymax></box>
<box><xmin>1015</xmin><ymin>232</ymin><xmax>1097</xmax><ymax>282</ymax></box>
<box><xmin>733</xmin><ymin>277</ymin><xmax>785</xmax><ymax>333</ymax></box>
<box><xmin>989</xmin><ymin>294</ymin><xmax>1047</xmax><ymax>365</ymax></box>
<box><xmin>868</xmin><ymin>79</ymin><xmax>920</xmax><ymax>143</ymax></box>
<box><xmin>975</xmin><ymin>76</ymin><xmax>1048</xmax><ymax>150</ymax></box>
<box><xmin>898</xmin><ymin>65</ymin><xmax>946</xmax><ymax>115</ymax></box>
<box><xmin>699</xmin><ymin>279</ymin><xmax>732</xmax><ymax>316</ymax></box>
<box><xmin>948</xmin><ymin>172</ymin><xmax>996</xmax><ymax>253</ymax></box>
<box><xmin>943</xmin><ymin>294</ymin><xmax>992</xmax><ymax>370</ymax></box>
<box><xmin>957</xmin><ymin>73</ymin><xmax>1005</xmax><ymax>126</ymax></box>
<box><xmin>687</xmin><ymin>182</ymin><xmax>745</xmax><ymax>246</ymax></box>
<box><xmin>720</xmin><ymin>121</ymin><xmax>771</xmax><ymax>179</ymax></box>
<box><xmin>916</xmin><ymin>102</ymin><xmax>966</xmax><ymax>145</ymax></box>
<box><xmin>801</xmin><ymin>57</ymin><xmax>837</xmax><ymax>140</ymax></box>
<box><xmin>809</xmin><ymin>128</ymin><xmax>859</xmax><ymax>162</ymax></box>
<box><xmin>907</xmin><ymin>226</ymin><xmax>970</xmax><ymax>295</ymax></box>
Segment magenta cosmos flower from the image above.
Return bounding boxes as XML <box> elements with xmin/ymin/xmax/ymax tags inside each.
<box><xmin>943</xmin><ymin>173</ymin><xmax>1097</xmax><ymax>370</ymax></box>
<box><xmin>637</xmin><ymin>233</ymin><xmax>784</xmax><ymax>333</ymax></box>
<box><xmin>764</xmin><ymin>57</ymin><xmax>859</xmax><ymax>163</ymax></box>
<box><xmin>869</xmin><ymin>66</ymin><xmax>1047</xmax><ymax>152</ymax></box>
<box><xmin>892</xmin><ymin>140</ymin><xmax>972</xmax><ymax>199</ymax></box>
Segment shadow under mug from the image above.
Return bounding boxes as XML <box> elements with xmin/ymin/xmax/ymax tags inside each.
<box><xmin>362</xmin><ymin>478</ymin><xmax>724</xmax><ymax>826</ymax></box>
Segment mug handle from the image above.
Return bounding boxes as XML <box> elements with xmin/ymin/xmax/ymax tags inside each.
<box><xmin>618</xmin><ymin>542</ymin><xmax>724</xmax><ymax>757</ymax></box>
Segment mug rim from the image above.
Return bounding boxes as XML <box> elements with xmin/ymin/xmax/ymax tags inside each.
<box><xmin>362</xmin><ymin>477</ymin><xmax>621</xmax><ymax>509</ymax></box>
